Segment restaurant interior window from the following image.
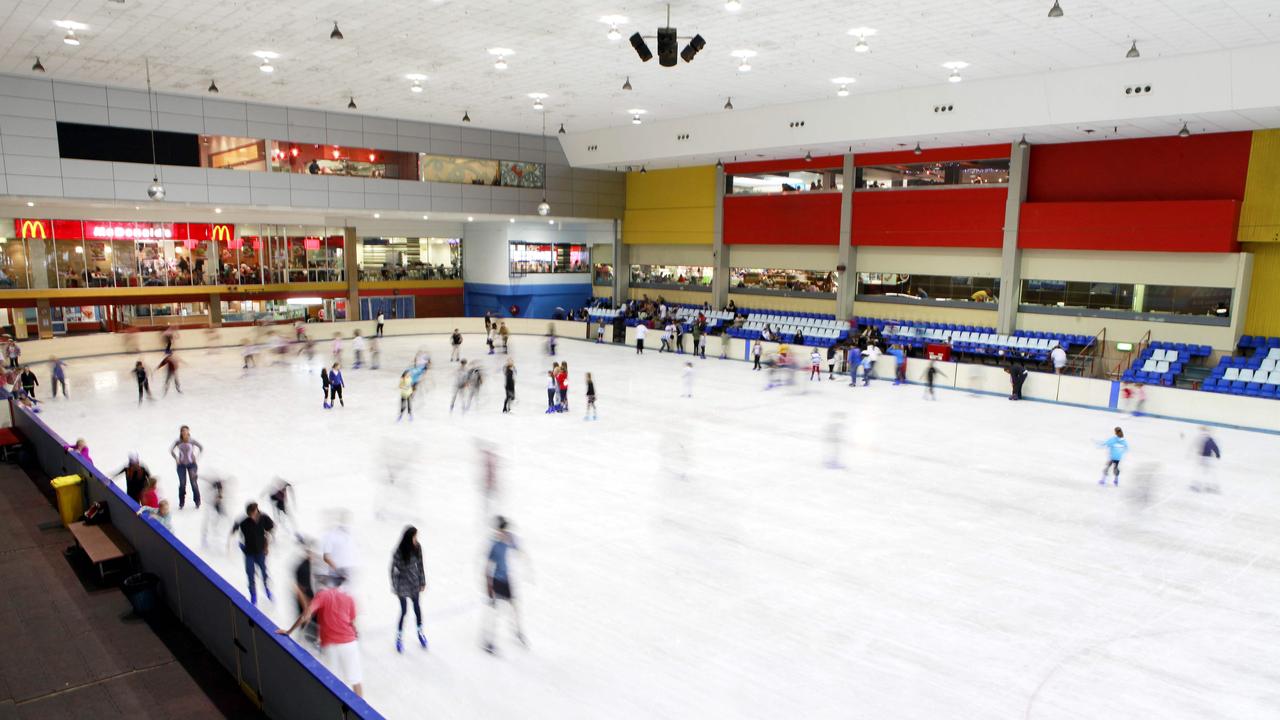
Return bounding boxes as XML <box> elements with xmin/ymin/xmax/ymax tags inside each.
<box><xmin>0</xmin><ymin>237</ymin><xmax>31</xmax><ymax>289</ymax></box>
<box><xmin>200</xmin><ymin>135</ymin><xmax>269</xmax><ymax>172</ymax></box>
<box><xmin>629</xmin><ymin>265</ymin><xmax>712</xmax><ymax>288</ymax></box>
<box><xmin>730</xmin><ymin>268</ymin><xmax>837</xmax><ymax>294</ymax></box>
<box><xmin>856</xmin><ymin>159</ymin><xmax>1009</xmax><ymax>189</ymax></box>
<box><xmin>1020</xmin><ymin>279</ymin><xmax>1135</xmax><ymax>311</ymax></box>
<box><xmin>272</xmin><ymin>142</ymin><xmax>418</xmax><ymax>179</ymax></box>
<box><xmin>593</xmin><ymin>263</ymin><xmax>614</xmax><ymax>286</ymax></box>
<box><xmin>856</xmin><ymin>273</ymin><xmax>1000</xmax><ymax>303</ymax></box>
<box><xmin>112</xmin><ymin>239</ymin><xmax>138</xmax><ymax>287</ymax></box>
<box><xmin>509</xmin><ymin>243</ymin><xmax>588</xmax><ymax>274</ymax></box>
<box><xmin>728</xmin><ymin>169</ymin><xmax>843</xmax><ymax>195</ymax></box>
<box><xmin>54</xmin><ymin>238</ymin><xmax>88</xmax><ymax>289</ymax></box>
<box><xmin>83</xmin><ymin>239</ymin><xmax>113</xmax><ymax>287</ymax></box>
<box><xmin>358</xmin><ymin>237</ymin><xmax>460</xmax><ymax>281</ymax></box>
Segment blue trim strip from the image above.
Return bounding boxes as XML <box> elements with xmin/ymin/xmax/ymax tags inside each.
<box><xmin>1108</xmin><ymin>380</ymin><xmax>1121</xmax><ymax>410</ymax></box>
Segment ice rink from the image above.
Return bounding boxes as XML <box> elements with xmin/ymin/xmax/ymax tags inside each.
<box><xmin>34</xmin><ymin>329</ymin><xmax>1280</xmax><ymax>720</ymax></box>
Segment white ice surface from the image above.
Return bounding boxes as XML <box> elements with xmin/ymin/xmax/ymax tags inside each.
<box><xmin>34</xmin><ymin>333</ymin><xmax>1280</xmax><ymax>720</ymax></box>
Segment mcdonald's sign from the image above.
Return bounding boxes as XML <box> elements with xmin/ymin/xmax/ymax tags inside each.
<box><xmin>15</xmin><ymin>219</ymin><xmax>50</xmax><ymax>239</ymax></box>
<box><xmin>211</xmin><ymin>224</ymin><xmax>234</xmax><ymax>243</ymax></box>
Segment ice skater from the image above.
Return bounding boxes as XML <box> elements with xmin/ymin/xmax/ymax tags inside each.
<box><xmin>170</xmin><ymin>425</ymin><xmax>204</xmax><ymax>509</ymax></box>
<box><xmin>1098</xmin><ymin>426</ymin><xmax>1128</xmax><ymax>486</ymax></box>
<box><xmin>697</xmin><ymin>331</ymin><xmax>707</xmax><ymax>359</ymax></box>
<box><xmin>847</xmin><ymin>345</ymin><xmax>863</xmax><ymax>387</ymax></box>
<box><xmin>556</xmin><ymin>362</ymin><xmax>569</xmax><ymax>412</ymax></box>
<box><xmin>487</xmin><ymin>324</ymin><xmax>496</xmax><ymax>354</ymax></box>
<box><xmin>1191</xmin><ymin>426</ymin><xmax>1222</xmax><ymax>493</ymax></box>
<box><xmin>268</xmin><ymin>478</ymin><xmax>296</xmax><ymax>537</ymax></box>
<box><xmin>809</xmin><ymin>348</ymin><xmax>823</xmax><ymax>381</ymax></box>
<box><xmin>682</xmin><ymin>362</ymin><xmax>694</xmax><ymax>398</ymax></box>
<box><xmin>720</xmin><ymin>330</ymin><xmax>730</xmax><ymax>360</ymax></box>
<box><xmin>19</xmin><ymin>365</ymin><xmax>38</xmax><ymax>399</ymax></box>
<box><xmin>113</xmin><ymin>452</ymin><xmax>152</xmax><ymax>503</ymax></box>
<box><xmin>596</xmin><ymin>321</ymin><xmax>606</xmax><ymax>344</ymax></box>
<box><xmin>157</xmin><ymin>352</ymin><xmax>182</xmax><ymax>395</ymax></box>
<box><xmin>376</xmin><ymin>311</ymin><xmax>385</xmax><ymax>338</ymax></box>
<box><xmin>450</xmin><ymin>329</ymin><xmax>463</xmax><ymax>362</ymax></box>
<box><xmin>331</xmin><ymin>334</ymin><xmax>344</xmax><ymax>366</ymax></box>
<box><xmin>328</xmin><ymin>363</ymin><xmax>345</xmax><ymax>407</ymax></box>
<box><xmin>321</xmin><ymin>363</ymin><xmax>332</xmax><ymax>408</ymax></box>
<box><xmin>584</xmin><ymin>372</ymin><xmax>598</xmax><ymax>421</ymax></box>
<box><xmin>390</xmin><ymin>526</ymin><xmax>428</xmax><ymax>653</ymax></box>
<box><xmin>924</xmin><ymin>360</ymin><xmax>947</xmax><ymax>400</ymax></box>
<box><xmin>49</xmin><ymin>356</ymin><xmax>68</xmax><ymax>398</ymax></box>
<box><xmin>824</xmin><ymin>411</ymin><xmax>846</xmax><ymax>469</ymax></box>
<box><xmin>660</xmin><ymin>322</ymin><xmax>673</xmax><ymax>353</ymax></box>
<box><xmin>229</xmin><ymin>502</ymin><xmax>275</xmax><ymax>604</ymax></box>
<box><xmin>502</xmin><ymin>359</ymin><xmax>516</xmax><ymax>413</ymax></box>
<box><xmin>351</xmin><ymin>331</ymin><xmax>366</xmax><ymax>369</ymax></box>
<box><xmin>482</xmin><ymin>516</ymin><xmax>527</xmax><ymax>654</ymax></box>
<box><xmin>133</xmin><ymin>360</ymin><xmax>154</xmax><ymax>405</ymax></box>
<box><xmin>752</xmin><ymin>340</ymin><xmax>763</xmax><ymax>370</ymax></box>
<box><xmin>635</xmin><ymin>322</ymin><xmax>647</xmax><ymax>354</ymax></box>
<box><xmin>398</xmin><ymin>370</ymin><xmax>414</xmax><ymax>422</ymax></box>
<box><xmin>1006</xmin><ymin>362</ymin><xmax>1027</xmax><ymax>400</ymax></box>
<box><xmin>241</xmin><ymin>339</ymin><xmax>258</xmax><ymax>370</ymax></box>
<box><xmin>201</xmin><ymin>477</ymin><xmax>227</xmax><ymax>547</ymax></box>
<box><xmin>499</xmin><ymin>321</ymin><xmax>510</xmax><ymax>353</ymax></box>
<box><xmin>369</xmin><ymin>336</ymin><xmax>381</xmax><ymax>370</ymax></box>
<box><xmin>277</xmin><ymin>573</ymin><xmax>363</xmax><ymax>697</ymax></box>
<box><xmin>450</xmin><ymin>359</ymin><xmax>470</xmax><ymax>413</ymax></box>
<box><xmin>478</xmin><ymin>441</ymin><xmax>500</xmax><ymax>517</ymax></box>
<box><xmin>546</xmin><ymin>331</ymin><xmax>557</xmax><ymax>357</ymax></box>
<box><xmin>826</xmin><ymin>345</ymin><xmax>838</xmax><ymax>380</ymax></box>
<box><xmin>545</xmin><ymin>369</ymin><xmax>558</xmax><ymax>414</ymax></box>
<box><xmin>289</xmin><ymin>539</ymin><xmax>318</xmax><ymax>647</ymax></box>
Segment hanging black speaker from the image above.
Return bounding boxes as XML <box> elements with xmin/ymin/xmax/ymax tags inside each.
<box><xmin>657</xmin><ymin>27</ymin><xmax>678</xmax><ymax>67</ymax></box>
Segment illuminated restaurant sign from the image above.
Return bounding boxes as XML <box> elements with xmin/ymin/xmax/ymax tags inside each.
<box><xmin>14</xmin><ymin>219</ymin><xmax>235</xmax><ymax>242</ymax></box>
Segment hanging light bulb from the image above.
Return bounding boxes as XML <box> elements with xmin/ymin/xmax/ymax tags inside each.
<box><xmin>558</xmin><ymin>123</ymin><xmax>566</xmax><ymax>134</ymax></box>
<box><xmin>63</xmin><ymin>29</ymin><xmax>80</xmax><ymax>46</ymax></box>
<box><xmin>1126</xmin><ymin>40</ymin><xmax>1140</xmax><ymax>59</ymax></box>
<box><xmin>622</xmin><ymin>76</ymin><xmax>632</xmax><ymax>91</ymax></box>
<box><xmin>632</xmin><ymin>114</ymin><xmax>642</xmax><ymax>125</ymax></box>
<box><xmin>738</xmin><ymin>58</ymin><xmax>751</xmax><ymax>72</ymax></box>
<box><xmin>32</xmin><ymin>57</ymin><xmax>45</xmax><ymax>73</ymax></box>
<box><xmin>607</xmin><ymin>26</ymin><xmax>621</xmax><ymax>41</ymax></box>
<box><xmin>495</xmin><ymin>56</ymin><xmax>508</xmax><ymax>70</ymax></box>
<box><xmin>411</xmin><ymin>81</ymin><xmax>423</xmax><ymax>93</ymax></box>
<box><xmin>804</xmin><ymin>151</ymin><xmax>813</xmax><ymax>162</ymax></box>
<box><xmin>854</xmin><ymin>37</ymin><xmax>869</xmax><ymax>53</ymax></box>
<box><xmin>259</xmin><ymin>58</ymin><xmax>274</xmax><ymax>73</ymax></box>
<box><xmin>347</xmin><ymin>96</ymin><xmax>357</xmax><ymax>110</ymax></box>
<box><xmin>913</xmin><ymin>142</ymin><xmax>923</xmax><ymax>155</ymax></box>
<box><xmin>330</xmin><ymin>22</ymin><xmax>344</xmax><ymax>40</ymax></box>
<box><xmin>949</xmin><ymin>68</ymin><xmax>962</xmax><ymax>83</ymax></box>
<box><xmin>724</xmin><ymin>97</ymin><xmax>734</xmax><ymax>110</ymax></box>
<box><xmin>1048</xmin><ymin>0</ymin><xmax>1064</xmax><ymax>18</ymax></box>
<box><xmin>208</xmin><ymin>79</ymin><xmax>219</xmax><ymax>93</ymax></box>
<box><xmin>1018</xmin><ymin>134</ymin><xmax>1030</xmax><ymax>149</ymax></box>
<box><xmin>725</xmin><ymin>0</ymin><xmax>742</xmax><ymax>11</ymax></box>
<box><xmin>533</xmin><ymin>99</ymin><xmax>544</xmax><ymax>111</ymax></box>
<box><xmin>837</xmin><ymin>84</ymin><xmax>849</xmax><ymax>97</ymax></box>
<box><xmin>462</xmin><ymin>110</ymin><xmax>471</xmax><ymax>123</ymax></box>
<box><xmin>1178</xmin><ymin>122</ymin><xmax>1191</xmax><ymax>138</ymax></box>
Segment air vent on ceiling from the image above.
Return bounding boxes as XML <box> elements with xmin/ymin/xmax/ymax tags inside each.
<box><xmin>788</xmin><ymin>121</ymin><xmax>806</xmax><ymax>128</ymax></box>
<box><xmin>676</xmin><ymin>133</ymin><xmax>690</xmax><ymax>141</ymax></box>
<box><xmin>933</xmin><ymin>104</ymin><xmax>955</xmax><ymax>113</ymax></box>
<box><xmin>1124</xmin><ymin>84</ymin><xmax>1153</xmax><ymax>96</ymax></box>
<box><xmin>587</xmin><ymin>145</ymin><xmax>598</xmax><ymax>152</ymax></box>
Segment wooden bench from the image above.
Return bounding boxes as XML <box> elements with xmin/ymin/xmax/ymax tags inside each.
<box><xmin>68</xmin><ymin>520</ymin><xmax>137</xmax><ymax>580</ymax></box>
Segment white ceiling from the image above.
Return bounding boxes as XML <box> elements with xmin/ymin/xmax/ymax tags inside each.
<box><xmin>2</xmin><ymin>0</ymin><xmax>1279</xmax><ymax>138</ymax></box>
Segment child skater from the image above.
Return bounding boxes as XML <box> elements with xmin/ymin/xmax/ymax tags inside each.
<box><xmin>157</xmin><ymin>352</ymin><xmax>182</xmax><ymax>395</ymax></box>
<box><xmin>331</xmin><ymin>334</ymin><xmax>344</xmax><ymax>365</ymax></box>
<box><xmin>133</xmin><ymin>360</ymin><xmax>154</xmax><ymax>405</ymax></box>
<box><xmin>595</xmin><ymin>322</ymin><xmax>606</xmax><ymax>344</ymax></box>
<box><xmin>1098</xmin><ymin>427</ymin><xmax>1128</xmax><ymax>486</ymax></box>
<box><xmin>752</xmin><ymin>340</ymin><xmax>763</xmax><ymax>370</ymax></box>
<box><xmin>398</xmin><ymin>370</ymin><xmax>414</xmax><ymax>422</ymax></box>
<box><xmin>482</xmin><ymin>516</ymin><xmax>527</xmax><ymax>654</ymax></box>
<box><xmin>321</xmin><ymin>363</ymin><xmax>332</xmax><ymax>408</ymax></box>
<box><xmin>924</xmin><ymin>360</ymin><xmax>947</xmax><ymax>400</ymax></box>
<box><xmin>545</xmin><ymin>370</ymin><xmax>558</xmax><ymax>414</ymax></box>
<box><xmin>487</xmin><ymin>325</ymin><xmax>496</xmax><ymax>355</ymax></box>
<box><xmin>1191</xmin><ymin>426</ymin><xmax>1222</xmax><ymax>493</ymax></box>
<box><xmin>556</xmin><ymin>362</ymin><xmax>569</xmax><ymax>413</ymax></box>
<box><xmin>502</xmin><ymin>359</ymin><xmax>516</xmax><ymax>413</ymax></box>
<box><xmin>328</xmin><ymin>363</ymin><xmax>345</xmax><ymax>408</ymax></box>
<box><xmin>809</xmin><ymin>348</ymin><xmax>823</xmax><ymax>381</ymax></box>
<box><xmin>682</xmin><ymin>362</ymin><xmax>694</xmax><ymax>398</ymax></box>
<box><xmin>584</xmin><ymin>372</ymin><xmax>598</xmax><ymax>421</ymax></box>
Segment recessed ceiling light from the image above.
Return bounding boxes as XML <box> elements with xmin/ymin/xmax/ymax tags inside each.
<box><xmin>423</xmin><ymin>215</ymin><xmax>429</xmax><ymax>220</ymax></box>
<box><xmin>25</xmin><ymin>201</ymin><xmax>34</xmax><ymax>207</ymax></box>
<box><xmin>63</xmin><ymin>30</ymin><xmax>80</xmax><ymax>46</ymax></box>
<box><xmin>548</xmin><ymin>219</ymin><xmax>555</xmax><ymax>225</ymax></box>
<box><xmin>373</xmin><ymin>213</ymin><xmax>381</xmax><ymax>218</ymax></box>
<box><xmin>488</xmin><ymin>48</ymin><xmax>513</xmax><ymax>70</ymax></box>
<box><xmin>509</xmin><ymin>218</ymin><xmax>515</xmax><ymax>223</ymax></box>
<box><xmin>215</xmin><ymin>207</ymin><xmax>223</xmax><ymax>213</ymax></box>
<box><xmin>467</xmin><ymin>216</ymin><xmax>474</xmax><ymax>222</ymax></box>
<box><xmin>725</xmin><ymin>0</ymin><xmax>742</xmax><ymax>11</ymax></box>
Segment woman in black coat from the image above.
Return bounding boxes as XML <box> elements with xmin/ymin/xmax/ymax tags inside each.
<box><xmin>390</xmin><ymin>526</ymin><xmax>427</xmax><ymax>653</ymax></box>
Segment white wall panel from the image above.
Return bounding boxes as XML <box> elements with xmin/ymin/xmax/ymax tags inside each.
<box><xmin>731</xmin><ymin>244</ymin><xmax>840</xmax><ymax>269</ymax></box>
<box><xmin>856</xmin><ymin>247</ymin><xmax>1002</xmax><ymax>276</ymax></box>
<box><xmin>1019</xmin><ymin>250</ymin><xmax>1242</xmax><ymax>286</ymax></box>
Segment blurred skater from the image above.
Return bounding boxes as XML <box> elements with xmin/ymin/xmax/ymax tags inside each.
<box><xmin>157</xmin><ymin>352</ymin><xmax>182</xmax><ymax>395</ymax></box>
<box><xmin>1191</xmin><ymin>426</ymin><xmax>1222</xmax><ymax>493</ymax></box>
<box><xmin>398</xmin><ymin>370</ymin><xmax>414</xmax><ymax>422</ymax></box>
<box><xmin>352</xmin><ymin>331</ymin><xmax>366</xmax><ymax>369</ymax></box>
<box><xmin>289</xmin><ymin>539</ymin><xmax>319</xmax><ymax>646</ymax></box>
<box><xmin>825</xmin><ymin>411</ymin><xmax>846</xmax><ymax>469</ymax></box>
<box><xmin>201</xmin><ymin>477</ymin><xmax>227</xmax><ymax>547</ymax></box>
<box><xmin>660</xmin><ymin>322</ymin><xmax>673</xmax><ymax>353</ymax></box>
<box><xmin>369</xmin><ymin>336</ymin><xmax>381</xmax><ymax>370</ymax></box>
<box><xmin>584</xmin><ymin>372</ymin><xmax>598</xmax><ymax>421</ymax></box>
<box><xmin>331</xmin><ymin>334</ymin><xmax>344</xmax><ymax>365</ymax></box>
<box><xmin>809</xmin><ymin>348</ymin><xmax>822</xmax><ymax>381</ymax></box>
<box><xmin>499</xmin><ymin>321</ymin><xmax>510</xmax><ymax>353</ymax></box>
<box><xmin>924</xmin><ymin>361</ymin><xmax>947</xmax><ymax>400</ymax></box>
<box><xmin>450</xmin><ymin>329</ymin><xmax>463</xmax><ymax>362</ymax></box>
<box><xmin>229</xmin><ymin>502</ymin><xmax>275</xmax><ymax>604</ymax></box>
<box><xmin>450</xmin><ymin>359</ymin><xmax>470</xmax><ymax>413</ymax></box>
<box><xmin>277</xmin><ymin>573</ymin><xmax>362</xmax><ymax>697</ymax></box>
<box><xmin>134</xmin><ymin>360</ymin><xmax>154</xmax><ymax>405</ymax></box>
<box><xmin>390</xmin><ymin>526</ymin><xmax>428</xmax><ymax>653</ymax></box>
<box><xmin>268</xmin><ymin>478</ymin><xmax>297</xmax><ymax>536</ymax></box>
<box><xmin>112</xmin><ymin>452</ymin><xmax>151</xmax><ymax>503</ymax></box>
<box><xmin>329</xmin><ymin>364</ymin><xmax>345</xmax><ymax>408</ymax></box>
<box><xmin>1098</xmin><ymin>427</ymin><xmax>1128</xmax><ymax>486</ymax></box>
<box><xmin>487</xmin><ymin>324</ymin><xmax>496</xmax><ymax>355</ymax></box>
<box><xmin>482</xmin><ymin>516</ymin><xmax>527</xmax><ymax>654</ymax></box>
<box><xmin>50</xmin><ymin>356</ymin><xmax>68</xmax><ymax>398</ymax></box>
<box><xmin>682</xmin><ymin>362</ymin><xmax>694</xmax><ymax>398</ymax></box>
<box><xmin>1006</xmin><ymin>362</ymin><xmax>1027</xmax><ymax>400</ymax></box>
<box><xmin>847</xmin><ymin>345</ymin><xmax>863</xmax><ymax>387</ymax></box>
<box><xmin>502</xmin><ymin>359</ymin><xmax>516</xmax><ymax>413</ymax></box>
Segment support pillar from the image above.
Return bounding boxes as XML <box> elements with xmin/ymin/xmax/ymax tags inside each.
<box><xmin>997</xmin><ymin>141</ymin><xmax>1031</xmax><ymax>335</ymax></box>
<box><xmin>835</xmin><ymin>153</ymin><xmax>856</xmax><ymax>320</ymax></box>
<box><xmin>612</xmin><ymin>218</ymin><xmax>628</xmax><ymax>307</ymax></box>
<box><xmin>35</xmin><ymin>299</ymin><xmax>53</xmax><ymax>339</ymax></box>
<box><xmin>209</xmin><ymin>293</ymin><xmax>222</xmax><ymax>327</ymax></box>
<box><xmin>343</xmin><ymin>227</ymin><xmax>360</xmax><ymax>320</ymax></box>
<box><xmin>711</xmin><ymin>164</ymin><xmax>728</xmax><ymax>310</ymax></box>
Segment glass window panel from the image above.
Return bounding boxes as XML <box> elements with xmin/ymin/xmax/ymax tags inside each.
<box><xmin>856</xmin><ymin>159</ymin><xmax>1009</xmax><ymax>189</ymax></box>
<box><xmin>728</xmin><ymin>170</ymin><xmax>841</xmax><ymax>195</ymax></box>
<box><xmin>54</xmin><ymin>239</ymin><xmax>88</xmax><ymax>288</ymax></box>
<box><xmin>731</xmin><ymin>268</ymin><xmax>837</xmax><ymax>293</ymax></box>
<box><xmin>0</xmin><ymin>238</ymin><xmax>31</xmax><ymax>289</ymax></box>
<box><xmin>855</xmin><ymin>273</ymin><xmax>999</xmax><ymax>302</ymax></box>
<box><xmin>629</xmin><ymin>265</ymin><xmax>712</xmax><ymax>287</ymax></box>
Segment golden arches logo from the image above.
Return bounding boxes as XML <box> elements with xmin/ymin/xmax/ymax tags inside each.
<box><xmin>211</xmin><ymin>224</ymin><xmax>233</xmax><ymax>242</ymax></box>
<box><xmin>19</xmin><ymin>220</ymin><xmax>48</xmax><ymax>239</ymax></box>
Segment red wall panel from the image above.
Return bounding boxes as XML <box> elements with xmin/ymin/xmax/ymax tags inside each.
<box><xmin>723</xmin><ymin>193</ymin><xmax>842</xmax><ymax>245</ymax></box>
<box><xmin>852</xmin><ymin>187</ymin><xmax>1007</xmax><ymax>248</ymax></box>
<box><xmin>1026</xmin><ymin>132</ymin><xmax>1252</xmax><ymax>203</ymax></box>
<box><xmin>1018</xmin><ymin>200</ymin><xmax>1241</xmax><ymax>252</ymax></box>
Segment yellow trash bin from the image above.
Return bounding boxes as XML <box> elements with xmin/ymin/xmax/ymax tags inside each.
<box><xmin>50</xmin><ymin>474</ymin><xmax>84</xmax><ymax>527</ymax></box>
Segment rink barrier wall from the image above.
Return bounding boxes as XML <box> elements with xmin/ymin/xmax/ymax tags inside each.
<box><xmin>13</xmin><ymin>316</ymin><xmax>1280</xmax><ymax>433</ymax></box>
<box><xmin>9</xmin><ymin>404</ymin><xmax>385</xmax><ymax>720</ymax></box>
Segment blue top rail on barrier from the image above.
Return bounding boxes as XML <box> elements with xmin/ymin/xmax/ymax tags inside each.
<box><xmin>12</xmin><ymin>403</ymin><xmax>384</xmax><ymax>720</ymax></box>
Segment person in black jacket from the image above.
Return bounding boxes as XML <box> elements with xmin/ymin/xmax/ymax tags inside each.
<box><xmin>390</xmin><ymin>526</ymin><xmax>427</xmax><ymax>653</ymax></box>
<box><xmin>113</xmin><ymin>452</ymin><xmax>151</xmax><ymax>503</ymax></box>
<box><xmin>502</xmin><ymin>358</ymin><xmax>516</xmax><ymax>413</ymax></box>
<box><xmin>1006</xmin><ymin>362</ymin><xmax>1027</xmax><ymax>400</ymax></box>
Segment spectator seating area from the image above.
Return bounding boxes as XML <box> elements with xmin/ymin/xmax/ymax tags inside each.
<box><xmin>865</xmin><ymin>319</ymin><xmax>1095</xmax><ymax>363</ymax></box>
<box><xmin>727</xmin><ymin>312</ymin><xmax>848</xmax><ymax>347</ymax></box>
<box><xmin>1202</xmin><ymin>338</ymin><xmax>1280</xmax><ymax>398</ymax></box>
<box><xmin>1120</xmin><ymin>341</ymin><xmax>1212</xmax><ymax>386</ymax></box>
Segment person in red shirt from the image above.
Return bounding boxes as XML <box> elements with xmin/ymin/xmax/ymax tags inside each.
<box><xmin>140</xmin><ymin>475</ymin><xmax>160</xmax><ymax>509</ymax></box>
<box><xmin>556</xmin><ymin>362</ymin><xmax>569</xmax><ymax>413</ymax></box>
<box><xmin>278</xmin><ymin>574</ymin><xmax>363</xmax><ymax>697</ymax></box>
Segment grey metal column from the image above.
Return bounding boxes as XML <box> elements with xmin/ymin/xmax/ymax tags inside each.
<box><xmin>835</xmin><ymin>153</ymin><xmax>856</xmax><ymax>319</ymax></box>
<box><xmin>612</xmin><ymin>218</ymin><xmax>628</xmax><ymax>307</ymax></box>
<box><xmin>997</xmin><ymin>141</ymin><xmax>1030</xmax><ymax>334</ymax></box>
<box><xmin>344</xmin><ymin>227</ymin><xmax>361</xmax><ymax>320</ymax></box>
<box><xmin>711</xmin><ymin>164</ymin><xmax>728</xmax><ymax>310</ymax></box>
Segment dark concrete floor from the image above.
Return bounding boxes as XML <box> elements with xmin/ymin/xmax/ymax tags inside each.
<box><xmin>0</xmin><ymin>461</ymin><xmax>264</xmax><ymax>719</ymax></box>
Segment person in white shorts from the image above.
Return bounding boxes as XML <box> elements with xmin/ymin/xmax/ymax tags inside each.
<box><xmin>278</xmin><ymin>574</ymin><xmax>363</xmax><ymax>697</ymax></box>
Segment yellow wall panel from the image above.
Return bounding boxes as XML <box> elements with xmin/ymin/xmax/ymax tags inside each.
<box><xmin>1244</xmin><ymin>242</ymin><xmax>1280</xmax><ymax>336</ymax></box>
<box><xmin>1239</xmin><ymin>129</ymin><xmax>1280</xmax><ymax>243</ymax></box>
<box><xmin>623</xmin><ymin>166</ymin><xmax>715</xmax><ymax>245</ymax></box>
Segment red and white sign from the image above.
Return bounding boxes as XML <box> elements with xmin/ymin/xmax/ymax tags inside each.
<box><xmin>14</xmin><ymin>218</ymin><xmax>235</xmax><ymax>243</ymax></box>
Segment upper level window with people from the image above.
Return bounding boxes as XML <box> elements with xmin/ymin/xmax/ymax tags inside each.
<box><xmin>855</xmin><ymin>159</ymin><xmax>1009</xmax><ymax>189</ymax></box>
<box><xmin>727</xmin><ymin>170</ymin><xmax>843</xmax><ymax>195</ymax></box>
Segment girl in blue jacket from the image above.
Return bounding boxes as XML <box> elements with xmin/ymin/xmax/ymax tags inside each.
<box><xmin>1098</xmin><ymin>426</ymin><xmax>1128</xmax><ymax>485</ymax></box>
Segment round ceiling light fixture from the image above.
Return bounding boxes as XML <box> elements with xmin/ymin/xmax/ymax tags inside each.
<box><xmin>600</xmin><ymin>15</ymin><xmax>628</xmax><ymax>41</ymax></box>
<box><xmin>489</xmin><ymin>48</ymin><xmax>513</xmax><ymax>70</ymax></box>
<box><xmin>732</xmin><ymin>49</ymin><xmax>757</xmax><ymax>72</ymax></box>
<box><xmin>943</xmin><ymin>60</ymin><xmax>969</xmax><ymax>83</ymax></box>
<box><xmin>725</xmin><ymin>0</ymin><xmax>742</xmax><ymax>11</ymax></box>
<box><xmin>831</xmin><ymin>77</ymin><xmax>855</xmax><ymax>96</ymax></box>
<box><xmin>847</xmin><ymin>27</ymin><xmax>876</xmax><ymax>53</ymax></box>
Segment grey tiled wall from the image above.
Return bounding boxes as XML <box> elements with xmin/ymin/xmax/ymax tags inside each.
<box><xmin>0</xmin><ymin>73</ymin><xmax>623</xmax><ymax>219</ymax></box>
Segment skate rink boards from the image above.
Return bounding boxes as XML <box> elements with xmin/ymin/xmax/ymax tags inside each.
<box><xmin>37</xmin><ymin>333</ymin><xmax>1280</xmax><ymax>719</ymax></box>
